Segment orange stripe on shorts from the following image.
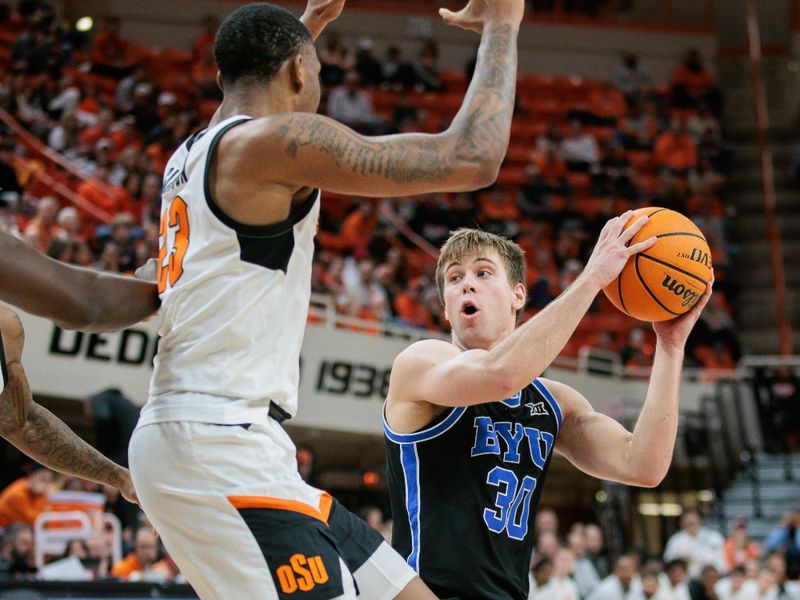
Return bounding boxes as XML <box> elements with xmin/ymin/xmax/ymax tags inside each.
<box><xmin>228</xmin><ymin>492</ymin><xmax>333</xmax><ymax>524</ymax></box>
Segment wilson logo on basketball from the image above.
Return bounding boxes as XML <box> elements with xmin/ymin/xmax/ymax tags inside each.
<box><xmin>677</xmin><ymin>248</ymin><xmax>712</xmax><ymax>268</ymax></box>
<box><xmin>661</xmin><ymin>274</ymin><xmax>700</xmax><ymax>307</ymax></box>
<box><xmin>275</xmin><ymin>553</ymin><xmax>329</xmax><ymax>594</ymax></box>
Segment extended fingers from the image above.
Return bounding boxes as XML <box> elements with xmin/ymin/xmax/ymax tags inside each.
<box><xmin>619</xmin><ymin>215</ymin><xmax>650</xmax><ymax>244</ymax></box>
<box><xmin>626</xmin><ymin>236</ymin><xmax>657</xmax><ymax>255</ymax></box>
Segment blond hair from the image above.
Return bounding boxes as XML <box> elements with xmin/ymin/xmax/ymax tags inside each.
<box><xmin>435</xmin><ymin>228</ymin><xmax>527</xmax><ymax>319</ymax></box>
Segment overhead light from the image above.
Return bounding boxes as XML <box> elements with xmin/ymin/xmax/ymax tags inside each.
<box><xmin>76</xmin><ymin>16</ymin><xmax>93</xmax><ymax>33</ymax></box>
<box><xmin>638</xmin><ymin>502</ymin><xmax>683</xmax><ymax>516</ymax></box>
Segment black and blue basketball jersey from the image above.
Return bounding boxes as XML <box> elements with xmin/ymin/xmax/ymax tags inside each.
<box><xmin>384</xmin><ymin>379</ymin><xmax>562</xmax><ymax>600</ymax></box>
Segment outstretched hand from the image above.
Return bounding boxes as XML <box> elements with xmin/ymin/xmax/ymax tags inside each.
<box><xmin>439</xmin><ymin>0</ymin><xmax>525</xmax><ymax>34</ymax></box>
<box><xmin>581</xmin><ymin>210</ymin><xmax>657</xmax><ymax>291</ymax></box>
<box><xmin>117</xmin><ymin>468</ymin><xmax>139</xmax><ymax>506</ymax></box>
<box><xmin>653</xmin><ymin>275</ymin><xmax>713</xmax><ymax>350</ymax></box>
<box><xmin>301</xmin><ymin>0</ymin><xmax>346</xmax><ymax>40</ymax></box>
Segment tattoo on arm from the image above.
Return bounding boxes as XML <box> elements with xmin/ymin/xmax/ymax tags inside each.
<box><xmin>270</xmin><ymin>25</ymin><xmax>517</xmax><ymax>187</ymax></box>
<box><xmin>0</xmin><ymin>363</ymin><xmax>120</xmax><ymax>487</ymax></box>
<box><xmin>274</xmin><ymin>117</ymin><xmax>455</xmax><ymax>184</ymax></box>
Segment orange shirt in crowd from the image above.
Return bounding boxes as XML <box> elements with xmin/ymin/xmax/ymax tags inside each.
<box><xmin>654</xmin><ymin>130</ymin><xmax>697</xmax><ymax>171</ymax></box>
<box><xmin>394</xmin><ymin>292</ymin><xmax>434</xmax><ymax>330</ymax></box>
<box><xmin>534</xmin><ymin>153</ymin><xmax>568</xmax><ymax>182</ymax></box>
<box><xmin>77</xmin><ymin>178</ymin><xmax>117</xmax><ymax>216</ymax></box>
<box><xmin>0</xmin><ymin>477</ymin><xmax>50</xmax><ymax>528</ymax></box>
<box><xmin>723</xmin><ymin>538</ymin><xmax>760</xmax><ymax>571</ymax></box>
<box><xmin>672</xmin><ymin>64</ymin><xmax>715</xmax><ymax>97</ymax></box>
<box><xmin>91</xmin><ymin>33</ymin><xmax>130</xmax><ymax>65</ymax></box>
<box><xmin>111</xmin><ymin>553</ymin><xmax>144</xmax><ymax>580</ymax></box>
<box><xmin>194</xmin><ymin>33</ymin><xmax>215</xmax><ymax>60</ymax></box>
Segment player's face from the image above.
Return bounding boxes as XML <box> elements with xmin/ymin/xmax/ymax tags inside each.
<box><xmin>443</xmin><ymin>250</ymin><xmax>525</xmax><ymax>351</ymax></box>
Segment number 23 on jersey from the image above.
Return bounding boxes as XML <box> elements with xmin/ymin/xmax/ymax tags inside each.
<box><xmin>157</xmin><ymin>196</ymin><xmax>190</xmax><ymax>294</ymax></box>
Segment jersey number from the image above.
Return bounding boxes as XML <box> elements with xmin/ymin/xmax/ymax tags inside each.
<box><xmin>483</xmin><ymin>466</ymin><xmax>537</xmax><ymax>540</ymax></box>
<box><xmin>157</xmin><ymin>196</ymin><xmax>189</xmax><ymax>293</ymax></box>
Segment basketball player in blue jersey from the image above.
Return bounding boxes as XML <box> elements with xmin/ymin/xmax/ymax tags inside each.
<box><xmin>0</xmin><ymin>304</ymin><xmax>138</xmax><ymax>504</ymax></box>
<box><xmin>384</xmin><ymin>225</ymin><xmax>713</xmax><ymax>600</ymax></box>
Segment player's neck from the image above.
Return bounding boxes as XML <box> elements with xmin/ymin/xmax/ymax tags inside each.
<box><xmin>213</xmin><ymin>87</ymin><xmax>292</xmax><ymax>124</ymax></box>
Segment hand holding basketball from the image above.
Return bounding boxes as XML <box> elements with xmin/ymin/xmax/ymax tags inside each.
<box><xmin>439</xmin><ymin>0</ymin><xmax>525</xmax><ymax>33</ymax></box>
<box><xmin>581</xmin><ymin>210</ymin><xmax>657</xmax><ymax>292</ymax></box>
<box><xmin>652</xmin><ymin>276</ymin><xmax>713</xmax><ymax>350</ymax></box>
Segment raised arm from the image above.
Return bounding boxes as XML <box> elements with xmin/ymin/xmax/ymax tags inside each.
<box><xmin>0</xmin><ymin>307</ymin><xmax>137</xmax><ymax>502</ymax></box>
<box><xmin>299</xmin><ymin>0</ymin><xmax>345</xmax><ymax>40</ymax></box>
<box><xmin>550</xmin><ymin>281</ymin><xmax>713</xmax><ymax>488</ymax></box>
<box><xmin>0</xmin><ymin>232</ymin><xmax>158</xmax><ymax>332</ymax></box>
<box><xmin>388</xmin><ymin>213</ymin><xmax>656</xmax><ymax>408</ymax></box>
<box><xmin>236</xmin><ymin>0</ymin><xmax>523</xmax><ymax>197</ymax></box>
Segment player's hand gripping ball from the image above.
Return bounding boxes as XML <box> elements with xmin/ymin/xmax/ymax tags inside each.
<box><xmin>602</xmin><ymin>207</ymin><xmax>712</xmax><ymax>322</ymax></box>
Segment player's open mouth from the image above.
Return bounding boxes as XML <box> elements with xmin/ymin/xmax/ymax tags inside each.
<box><xmin>461</xmin><ymin>302</ymin><xmax>479</xmax><ymax>316</ymax></box>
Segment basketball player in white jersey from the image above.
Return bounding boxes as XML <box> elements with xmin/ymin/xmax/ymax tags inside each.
<box><xmin>0</xmin><ymin>305</ymin><xmax>138</xmax><ymax>503</ymax></box>
<box><xmin>122</xmin><ymin>0</ymin><xmax>526</xmax><ymax>598</ymax></box>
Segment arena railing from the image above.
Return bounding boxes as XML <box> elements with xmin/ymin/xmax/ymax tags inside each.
<box><xmin>0</xmin><ymin>107</ymin><xmax>115</xmax><ymax>224</ymax></box>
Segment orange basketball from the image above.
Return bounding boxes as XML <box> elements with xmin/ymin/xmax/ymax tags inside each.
<box><xmin>602</xmin><ymin>207</ymin><xmax>712</xmax><ymax>322</ymax></box>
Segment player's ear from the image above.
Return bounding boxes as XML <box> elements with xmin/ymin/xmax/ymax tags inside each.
<box><xmin>289</xmin><ymin>53</ymin><xmax>305</xmax><ymax>94</ymax></box>
<box><xmin>512</xmin><ymin>283</ymin><xmax>526</xmax><ymax>312</ymax></box>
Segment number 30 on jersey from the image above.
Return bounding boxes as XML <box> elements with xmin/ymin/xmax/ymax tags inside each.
<box><xmin>157</xmin><ymin>196</ymin><xmax>190</xmax><ymax>294</ymax></box>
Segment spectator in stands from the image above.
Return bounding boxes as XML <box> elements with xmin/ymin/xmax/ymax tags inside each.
<box><xmin>535</xmin><ymin>530</ymin><xmax>560</xmax><ymax>560</ymax></box>
<box><xmin>63</xmin><ymin>539</ymin><xmax>89</xmax><ymax>561</ymax></box>
<box><xmin>23</xmin><ymin>195</ymin><xmax>58</xmax><ymax>252</ymax></box>
<box><xmin>45</xmin><ymin>237</ymin><xmax>74</xmax><ymax>262</ymax></box>
<box><xmin>688</xmin><ymin>565</ymin><xmax>720</xmax><ymax>600</ymax></box>
<box><xmin>535</xmin><ymin>508</ymin><xmax>559</xmax><ymax>536</ymax></box>
<box><xmin>317</xmin><ymin>201</ymin><xmax>376</xmax><ymax>253</ymax></box>
<box><xmin>0</xmin><ymin>523</ymin><xmax>36</xmax><ymax>580</ymax></box>
<box><xmin>568</xmin><ymin>524</ymin><xmax>602</xmax><ymax>597</ymax></box>
<box><xmin>723</xmin><ymin>520</ymin><xmax>760</xmax><ymax>572</ymax></box>
<box><xmin>620</xmin><ymin>327</ymin><xmax>653</xmax><ymax>367</ymax></box>
<box><xmin>296</xmin><ymin>445</ymin><xmax>316</xmax><ymax>485</ymax></box>
<box><xmin>193</xmin><ymin>15</ymin><xmax>219</xmax><ymax>60</ymax></box>
<box><xmin>0</xmin><ymin>141</ymin><xmax>22</xmax><ymax>202</ymax></box>
<box><xmin>592</xmin><ymin>142</ymin><xmax>637</xmax><ymax>199</ymax></box>
<box><xmin>550</xmin><ymin>547</ymin><xmax>581</xmax><ymax>600</ymax></box>
<box><xmin>192</xmin><ymin>45</ymin><xmax>222</xmax><ymax>101</ymax></box>
<box><xmin>115</xmin><ymin>66</ymin><xmax>148</xmax><ymax>113</ymax></box>
<box><xmin>327</xmin><ymin>70</ymin><xmax>384</xmax><ymax>134</ymax></box>
<box><xmin>664</xmin><ymin>510</ymin><xmax>725</xmax><ymax>579</ymax></box>
<box><xmin>358</xmin><ymin>506</ymin><xmax>383</xmax><ymax>532</ymax></box>
<box><xmin>764</xmin><ymin>511</ymin><xmax>800</xmax><ymax>579</ymax></box>
<box><xmin>586</xmin><ymin>524</ymin><xmax>609</xmax><ymax>578</ymax></box>
<box><xmin>587</xmin><ymin>554</ymin><xmax>640</xmax><ymax>600</ymax></box>
<box><xmin>393</xmin><ymin>277</ymin><xmax>434</xmax><ymax>330</ymax></box>
<box><xmin>104</xmin><ymin>211</ymin><xmax>138</xmax><ymax>272</ymax></box>
<box><xmin>671</xmin><ymin>49</ymin><xmax>722</xmax><ymax>117</ymax></box>
<box><xmin>90</xmin><ymin>16</ymin><xmax>134</xmax><ymax>80</ymax></box>
<box><xmin>688</xmin><ymin>294</ymin><xmax>742</xmax><ymax>365</ymax></box>
<box><xmin>713</xmin><ymin>564</ymin><xmax>748</xmax><ymax>600</ymax></box>
<box><xmin>616</xmin><ymin>100</ymin><xmax>658</xmax><ymax>150</ymax></box>
<box><xmin>611</xmin><ymin>52</ymin><xmax>653</xmax><ymax>103</ymax></box>
<box><xmin>416</xmin><ymin>40</ymin><xmax>445</xmax><ymax>93</ymax></box>
<box><xmin>561</xmin><ymin>119</ymin><xmax>599</xmax><ymax>172</ymax></box>
<box><xmin>318</xmin><ymin>31</ymin><xmax>353</xmax><ymax>86</ymax></box>
<box><xmin>110</xmin><ymin>525</ymin><xmax>158</xmax><ymax>581</ymax></box>
<box><xmin>11</xmin><ymin>21</ymin><xmax>58</xmax><ymax>75</ymax></box>
<box><xmin>95</xmin><ymin>241</ymin><xmax>121</xmax><ymax>272</ymax></box>
<box><xmin>383</xmin><ymin>45</ymin><xmax>418</xmax><ymax>90</ymax></box>
<box><xmin>76</xmin><ymin>164</ymin><xmax>116</xmax><ymax>215</ymax></box>
<box><xmin>0</xmin><ymin>465</ymin><xmax>53</xmax><ymax>528</ymax></box>
<box><xmin>528</xmin><ymin>555</ymin><xmax>554</xmax><ymax>600</ymax></box>
<box><xmin>660</xmin><ymin>559</ymin><xmax>691</xmax><ymax>600</ymax></box>
<box><xmin>642</xmin><ymin>571</ymin><xmax>668</xmax><ymax>600</ymax></box>
<box><xmin>354</xmin><ymin>37</ymin><xmax>383</xmax><ymax>88</ymax></box>
<box><xmin>654</xmin><ymin>118</ymin><xmax>698</xmax><ymax>176</ymax></box>
<box><xmin>47</xmin><ymin>111</ymin><xmax>80</xmax><ymax>153</ymax></box>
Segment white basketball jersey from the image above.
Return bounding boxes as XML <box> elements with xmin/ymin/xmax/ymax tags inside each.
<box><xmin>139</xmin><ymin>115</ymin><xmax>320</xmax><ymax>427</ymax></box>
